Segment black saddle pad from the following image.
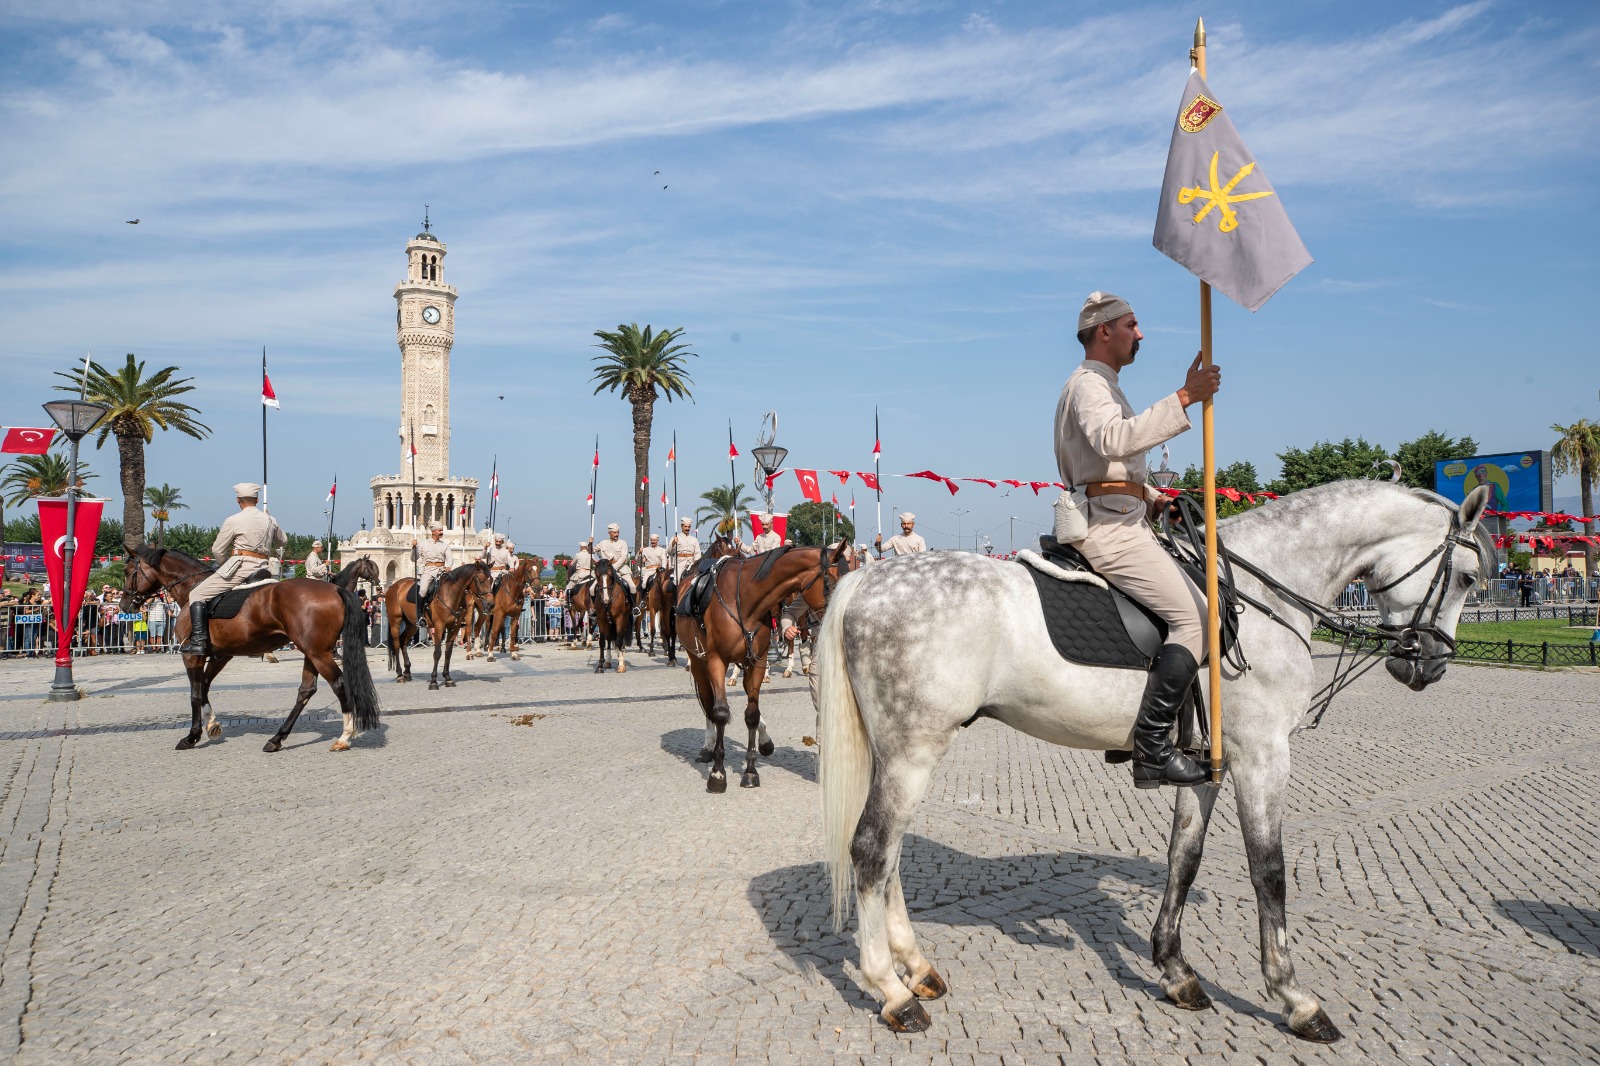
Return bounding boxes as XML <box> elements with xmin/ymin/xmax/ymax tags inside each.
<box><xmin>675</xmin><ymin>562</ymin><xmax>721</xmax><ymax>619</ymax></box>
<box><xmin>1023</xmin><ymin>560</ymin><xmax>1160</xmax><ymax>671</ymax></box>
<box><xmin>206</xmin><ymin>574</ymin><xmax>274</xmax><ymax>620</ymax></box>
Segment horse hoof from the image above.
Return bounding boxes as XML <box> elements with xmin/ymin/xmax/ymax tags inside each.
<box><xmin>443</xmin><ymin>680</ymin><xmax>456</xmax><ymax>688</ymax></box>
<box><xmin>428</xmin><ymin>681</ymin><xmax>440</xmax><ymax>690</ymax></box>
<box><xmin>262</xmin><ymin>740</ymin><xmax>281</xmax><ymax>753</ymax></box>
<box><xmin>511</xmin><ymin>653</ymin><xmax>521</xmax><ymax>661</ymax></box>
<box><xmin>883</xmin><ymin>998</ymin><xmax>932</xmax><ymax>1033</ymax></box>
<box><xmin>695</xmin><ymin>748</ymin><xmax>714</xmax><ymax>763</ymax></box>
<box><xmin>707</xmin><ymin>773</ymin><xmax>728</xmax><ymax>794</ymax></box>
<box><xmin>175</xmin><ymin>736</ymin><xmax>197</xmax><ymax>751</ymax></box>
<box><xmin>740</xmin><ymin>771</ymin><xmax>760</xmax><ymax>788</ymax></box>
<box><xmin>909</xmin><ymin>967</ymin><xmax>948</xmax><ymax>1001</ymax></box>
<box><xmin>758</xmin><ymin>739</ymin><xmax>775</xmax><ymax>757</ymax></box>
<box><xmin>486</xmin><ymin>655</ymin><xmax>496</xmax><ymax>663</ymax></box>
<box><xmin>1163</xmin><ymin>974</ymin><xmax>1212</xmax><ymax>1011</ymax></box>
<box><xmin>206</xmin><ymin>722</ymin><xmax>222</xmax><ymax>739</ymax></box>
<box><xmin>1289</xmin><ymin>1008</ymin><xmax>1342</xmax><ymax>1043</ymax></box>
<box><xmin>782</xmin><ymin>669</ymin><xmax>792</xmax><ymax>678</ymax></box>
<box><xmin>330</xmin><ymin>739</ymin><xmax>350</xmax><ymax>752</ymax></box>
<box><xmin>617</xmin><ymin>662</ymin><xmax>627</xmax><ymax>673</ymax></box>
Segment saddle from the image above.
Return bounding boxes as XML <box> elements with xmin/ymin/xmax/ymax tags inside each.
<box><xmin>675</xmin><ymin>556</ymin><xmax>728</xmax><ymax>620</ymax></box>
<box><xmin>204</xmin><ymin>572</ymin><xmax>276</xmax><ymax>620</ymax></box>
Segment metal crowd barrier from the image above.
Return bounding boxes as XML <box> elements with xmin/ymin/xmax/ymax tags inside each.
<box><xmin>0</xmin><ymin>601</ymin><xmax>181</xmax><ymax>658</ymax></box>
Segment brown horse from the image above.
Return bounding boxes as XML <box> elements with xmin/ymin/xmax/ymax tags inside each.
<box><xmin>644</xmin><ymin>568</ymin><xmax>679</xmax><ymax>662</ymax></box>
<box><xmin>383</xmin><ymin>561</ymin><xmax>492</xmax><ymax>688</ymax></box>
<box><xmin>121</xmin><ymin>548</ymin><xmax>381</xmax><ymax>753</ymax></box>
<box><xmin>676</xmin><ymin>542</ymin><xmax>850</xmax><ymax>792</ymax></box>
<box><xmin>590</xmin><ymin>558</ymin><xmax>634</xmax><ymax>672</ymax></box>
<box><xmin>481</xmin><ymin>558</ymin><xmax>542</xmax><ymax>663</ymax></box>
<box><xmin>331</xmin><ymin>555</ymin><xmax>380</xmax><ymax>592</ymax></box>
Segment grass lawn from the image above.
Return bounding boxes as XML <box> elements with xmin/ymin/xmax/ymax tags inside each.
<box><xmin>1456</xmin><ymin>617</ymin><xmax>1598</xmax><ymax>646</ymax></box>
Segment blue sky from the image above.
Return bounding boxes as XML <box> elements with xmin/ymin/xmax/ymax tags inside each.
<box><xmin>3</xmin><ymin>0</ymin><xmax>1597</xmax><ymax>554</ymax></box>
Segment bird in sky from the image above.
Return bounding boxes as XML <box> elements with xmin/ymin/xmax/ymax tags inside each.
<box><xmin>125</xmin><ymin>219</ymin><xmax>139</xmax><ymax>224</ymax></box>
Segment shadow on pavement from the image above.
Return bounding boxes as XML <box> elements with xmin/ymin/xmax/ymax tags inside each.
<box><xmin>747</xmin><ymin>834</ymin><xmax>1270</xmax><ymax>1027</ymax></box>
<box><xmin>658</xmin><ymin>726</ymin><xmax>818</xmax><ymax>787</ymax></box>
<box><xmin>1495</xmin><ymin>899</ymin><xmax>1600</xmax><ymax>957</ymax></box>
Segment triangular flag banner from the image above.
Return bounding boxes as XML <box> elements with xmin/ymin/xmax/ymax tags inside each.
<box><xmin>1153</xmin><ymin>70</ymin><xmax>1311</xmax><ymax>311</ymax></box>
<box><xmin>261</xmin><ymin>374</ymin><xmax>280</xmax><ymax>408</ymax></box>
<box><xmin>326</xmin><ymin>483</ymin><xmax>336</xmax><ymax>503</ymax></box>
<box><xmin>728</xmin><ymin>441</ymin><xmax>739</xmax><ymax>459</ymax></box>
<box><xmin>856</xmin><ymin>472</ymin><xmax>881</xmax><ymax>492</ymax></box>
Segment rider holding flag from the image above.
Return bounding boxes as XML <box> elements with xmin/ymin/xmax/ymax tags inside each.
<box><xmin>1055</xmin><ymin>292</ymin><xmax>1220</xmax><ymax>789</ymax></box>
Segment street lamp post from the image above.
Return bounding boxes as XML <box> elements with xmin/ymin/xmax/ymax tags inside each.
<box><xmin>751</xmin><ymin>443</ymin><xmax>788</xmax><ymax>516</ymax></box>
<box><xmin>952</xmin><ymin>508</ymin><xmax>970</xmax><ymax>552</ymax></box>
<box><xmin>41</xmin><ymin>398</ymin><xmax>109</xmax><ymax>703</ymax></box>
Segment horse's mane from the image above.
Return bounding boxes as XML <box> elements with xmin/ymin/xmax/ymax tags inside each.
<box><xmin>136</xmin><ymin>546</ymin><xmax>214</xmax><ymax>575</ymax></box>
<box><xmin>1222</xmin><ymin>479</ymin><xmax>1496</xmax><ymax>562</ymax></box>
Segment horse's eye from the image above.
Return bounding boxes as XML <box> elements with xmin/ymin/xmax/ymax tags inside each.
<box><xmin>1458</xmin><ymin>574</ymin><xmax>1476</xmax><ymax>589</ymax></box>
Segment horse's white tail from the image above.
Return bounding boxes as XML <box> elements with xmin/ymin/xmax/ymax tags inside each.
<box><xmin>817</xmin><ymin>568</ymin><xmax>871</xmax><ymax>932</ymax></box>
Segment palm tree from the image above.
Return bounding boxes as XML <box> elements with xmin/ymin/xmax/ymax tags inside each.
<box><xmin>1</xmin><ymin>453</ymin><xmax>95</xmax><ymax>506</ymax></box>
<box><xmin>144</xmin><ymin>483</ymin><xmax>186</xmax><ymax>547</ymax></box>
<box><xmin>694</xmin><ymin>482</ymin><xmax>756</xmax><ymax>537</ymax></box>
<box><xmin>590</xmin><ymin>324</ymin><xmax>695</xmax><ymax>551</ymax></box>
<box><xmin>1551</xmin><ymin>418</ymin><xmax>1600</xmax><ymax>582</ymax></box>
<box><xmin>55</xmin><ymin>353</ymin><xmax>211</xmax><ymax>551</ymax></box>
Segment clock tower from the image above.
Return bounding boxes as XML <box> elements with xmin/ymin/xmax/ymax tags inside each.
<box><xmin>343</xmin><ymin>214</ymin><xmax>484</xmax><ymax>584</ymax></box>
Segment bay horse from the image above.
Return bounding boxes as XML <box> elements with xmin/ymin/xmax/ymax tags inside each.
<box><xmin>482</xmin><ymin>558</ymin><xmax>541</xmax><ymax>663</ymax></box>
<box><xmin>590</xmin><ymin>558</ymin><xmax>633</xmax><ymax>673</ymax></box>
<box><xmin>121</xmin><ymin>548</ymin><xmax>381</xmax><ymax>753</ymax></box>
<box><xmin>383</xmin><ymin>561</ymin><xmax>492</xmax><ymax>688</ymax></box>
<box><xmin>331</xmin><ymin>555</ymin><xmax>380</xmax><ymax>592</ymax></box>
<box><xmin>644</xmin><ymin>568</ymin><xmax>678</xmax><ymax>662</ymax></box>
<box><xmin>566</xmin><ymin>579</ymin><xmax>594</xmax><ymax>648</ymax></box>
<box><xmin>817</xmin><ymin>482</ymin><xmax>1493</xmax><ymax>1038</ymax></box>
<box><xmin>678</xmin><ymin>542</ymin><xmax>850</xmax><ymax>792</ymax></box>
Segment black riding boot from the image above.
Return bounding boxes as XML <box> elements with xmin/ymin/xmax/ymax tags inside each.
<box><xmin>179</xmin><ymin>600</ymin><xmax>211</xmax><ymax>657</ymax></box>
<box><xmin>1131</xmin><ymin>644</ymin><xmax>1207</xmax><ymax>789</ymax></box>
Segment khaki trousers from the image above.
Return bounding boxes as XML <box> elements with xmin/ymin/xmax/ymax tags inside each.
<box><xmin>1077</xmin><ymin>496</ymin><xmax>1207</xmax><ymax>661</ymax></box>
<box><xmin>190</xmin><ymin>556</ymin><xmax>256</xmax><ymax>603</ymax></box>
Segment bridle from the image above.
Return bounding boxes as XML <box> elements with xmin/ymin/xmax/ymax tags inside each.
<box><xmin>123</xmin><ymin>551</ymin><xmax>210</xmax><ymax>608</ymax></box>
<box><xmin>711</xmin><ymin>546</ymin><xmax>847</xmax><ymax>666</ymax></box>
<box><xmin>1365</xmin><ymin>508</ymin><xmax>1486</xmax><ymax>664</ymax></box>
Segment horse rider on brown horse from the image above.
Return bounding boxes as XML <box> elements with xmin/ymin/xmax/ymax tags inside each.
<box><xmin>305</xmin><ymin>539</ymin><xmax>330</xmax><ymax>579</ymax></box>
<box><xmin>412</xmin><ymin>521</ymin><xmax>454</xmax><ymax>614</ymax></box>
<box><xmin>180</xmin><ymin>482</ymin><xmax>286</xmax><ymax>657</ymax></box>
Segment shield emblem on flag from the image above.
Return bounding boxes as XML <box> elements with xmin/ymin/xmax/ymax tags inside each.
<box><xmin>1179</xmin><ymin>93</ymin><xmax>1222</xmax><ymax>133</ymax></box>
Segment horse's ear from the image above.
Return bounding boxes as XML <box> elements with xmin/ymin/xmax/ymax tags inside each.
<box><xmin>1459</xmin><ymin>484</ymin><xmax>1491</xmax><ymax>532</ymax></box>
<box><xmin>829</xmin><ymin>539</ymin><xmax>849</xmax><ymax>565</ymax></box>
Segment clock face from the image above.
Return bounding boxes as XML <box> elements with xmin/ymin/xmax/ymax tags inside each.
<box><xmin>421</xmin><ymin>305</ymin><xmax>441</xmax><ymax>325</ymax></box>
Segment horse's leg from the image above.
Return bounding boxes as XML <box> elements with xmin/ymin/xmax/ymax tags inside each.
<box><xmin>177</xmin><ymin>656</ymin><xmax>207</xmax><ymax>749</ymax></box>
<box><xmin>485</xmin><ymin>605</ymin><xmax>499</xmax><ymax>662</ymax></box>
<box><xmin>314</xmin><ymin>646</ymin><xmax>357</xmax><ymax>752</ymax></box>
<box><xmin>703</xmin><ymin>652</ymin><xmax>731</xmax><ymax>793</ymax></box>
<box><xmin>201</xmin><ymin>655</ymin><xmax>232</xmax><ymax>738</ymax></box>
<box><xmin>264</xmin><ymin>659</ymin><xmax>319</xmax><ymax>754</ymax></box>
<box><xmin>400</xmin><ymin>618</ymin><xmax>413</xmax><ymax>681</ymax></box>
<box><xmin>441</xmin><ymin>623</ymin><xmax>458</xmax><ymax>687</ymax></box>
<box><xmin>1151</xmin><ymin>781</ymin><xmax>1221</xmax><ymax>1010</ymax></box>
<box><xmin>428</xmin><ymin>617</ymin><xmax>444</xmax><ymax>689</ymax></box>
<box><xmin>739</xmin><ymin>661</ymin><xmax>765</xmax><ymax>787</ymax></box>
<box><xmin>783</xmin><ymin>636</ymin><xmax>795</xmax><ymax>678</ymax></box>
<box><xmin>615</xmin><ymin>607</ymin><xmax>628</xmax><ymax>673</ymax></box>
<box><xmin>508</xmin><ymin>606</ymin><xmax>522</xmax><ymax>661</ymax></box>
<box><xmin>1236</xmin><ymin>742</ymin><xmax>1342</xmax><ymax>1043</ymax></box>
<box><xmin>853</xmin><ymin>741</ymin><xmax>950</xmax><ymax>1032</ymax></box>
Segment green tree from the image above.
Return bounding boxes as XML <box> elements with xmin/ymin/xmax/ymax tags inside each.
<box><xmin>590</xmin><ymin>324</ymin><xmax>696</xmax><ymax>552</ymax></box>
<box><xmin>3</xmin><ymin>514</ymin><xmax>41</xmax><ymax>543</ymax></box>
<box><xmin>55</xmin><ymin>353</ymin><xmax>211</xmax><ymax>552</ymax></box>
<box><xmin>1175</xmin><ymin>460</ymin><xmax>1264</xmax><ymax>519</ymax></box>
<box><xmin>164</xmin><ymin>522</ymin><xmax>222</xmax><ymax>558</ymax></box>
<box><xmin>786</xmin><ymin>500</ymin><xmax>855</xmax><ymax>546</ymax></box>
<box><xmin>694</xmin><ymin>482</ymin><xmax>755</xmax><ymax>536</ymax></box>
<box><xmin>1</xmin><ymin>452</ymin><xmax>95</xmax><ymax>506</ymax></box>
<box><xmin>1550</xmin><ymin>417</ymin><xmax>1600</xmax><ymax>581</ymax></box>
<box><xmin>1392</xmin><ymin>430</ymin><xmax>1478</xmax><ymax>491</ymax></box>
<box><xmin>94</xmin><ymin>519</ymin><xmax>125</xmax><ymax>557</ymax></box>
<box><xmin>144</xmin><ymin>483</ymin><xmax>186</xmax><ymax>547</ymax></box>
<box><xmin>1268</xmin><ymin>437</ymin><xmax>1390</xmax><ymax>495</ymax></box>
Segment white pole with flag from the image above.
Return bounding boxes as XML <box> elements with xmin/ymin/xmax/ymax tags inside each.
<box><xmin>1153</xmin><ymin>18</ymin><xmax>1312</xmax><ymax>783</ymax></box>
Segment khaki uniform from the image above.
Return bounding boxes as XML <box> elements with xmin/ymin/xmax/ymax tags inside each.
<box><xmin>668</xmin><ymin>531</ymin><xmax>701</xmax><ymax>581</ymax></box>
<box><xmin>190</xmin><ymin>506</ymin><xmax>287</xmax><ymax>602</ymax></box>
<box><xmin>881</xmin><ymin>532</ymin><xmax>926</xmax><ymax>557</ymax></box>
<box><xmin>594</xmin><ymin>536</ymin><xmax>635</xmax><ymax>591</ymax></box>
<box><xmin>305</xmin><ymin>550</ymin><xmax>329</xmax><ymax>579</ymax></box>
<box><xmin>751</xmin><ymin>530</ymin><xmax>782</xmax><ymax>554</ymax></box>
<box><xmin>569</xmin><ymin>547</ymin><xmax>594</xmax><ymax>587</ymax></box>
<box><xmin>639</xmin><ymin>544</ymin><xmax>667</xmax><ymax>587</ymax></box>
<box><xmin>484</xmin><ymin>544</ymin><xmax>515</xmax><ymax>578</ymax></box>
<box><xmin>1054</xmin><ymin>358</ymin><xmax>1204</xmax><ymax>659</ymax></box>
<box><xmin>412</xmin><ymin>538</ymin><xmax>454</xmax><ymax>597</ymax></box>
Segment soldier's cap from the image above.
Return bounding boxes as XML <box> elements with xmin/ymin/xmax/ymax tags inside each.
<box><xmin>429</xmin><ymin>521</ymin><xmax>444</xmax><ymax>532</ymax></box>
<box><xmin>901</xmin><ymin>512</ymin><xmax>916</xmax><ymax>522</ymax></box>
<box><xmin>312</xmin><ymin>539</ymin><xmax>323</xmax><ymax>547</ymax></box>
<box><xmin>494</xmin><ymin>533</ymin><xmax>505</xmax><ymax>541</ymax></box>
<box><xmin>649</xmin><ymin>533</ymin><xmax>659</xmax><ymax>540</ymax></box>
<box><xmin>1078</xmin><ymin>291</ymin><xmax>1134</xmax><ymax>333</ymax></box>
<box><xmin>233</xmin><ymin>482</ymin><xmax>261</xmax><ymax>499</ymax></box>
<box><xmin>607</xmin><ymin>523</ymin><xmax>620</xmax><ymax>532</ymax></box>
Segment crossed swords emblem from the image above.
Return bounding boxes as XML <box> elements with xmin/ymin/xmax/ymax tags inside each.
<box><xmin>1178</xmin><ymin>150</ymin><xmax>1274</xmax><ymax>233</ymax></box>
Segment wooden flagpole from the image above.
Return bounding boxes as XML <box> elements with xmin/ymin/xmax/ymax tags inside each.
<box><xmin>1192</xmin><ymin>17</ymin><xmax>1225</xmax><ymax>785</ymax></box>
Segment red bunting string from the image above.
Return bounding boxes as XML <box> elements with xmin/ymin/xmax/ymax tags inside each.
<box><xmin>1486</xmin><ymin>509</ymin><xmax>1600</xmax><ymax>524</ymax></box>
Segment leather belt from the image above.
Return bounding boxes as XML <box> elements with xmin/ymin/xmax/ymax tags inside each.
<box><xmin>234</xmin><ymin>550</ymin><xmax>268</xmax><ymax>559</ymax></box>
<box><xmin>1085</xmin><ymin>480</ymin><xmax>1146</xmax><ymax>498</ymax></box>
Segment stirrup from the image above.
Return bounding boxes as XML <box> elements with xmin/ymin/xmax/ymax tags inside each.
<box><xmin>1132</xmin><ymin>749</ymin><xmax>1207</xmax><ymax>789</ymax></box>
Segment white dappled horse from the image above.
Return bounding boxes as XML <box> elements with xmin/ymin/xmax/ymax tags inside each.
<box><xmin>818</xmin><ymin>480</ymin><xmax>1492</xmax><ymax>1040</ymax></box>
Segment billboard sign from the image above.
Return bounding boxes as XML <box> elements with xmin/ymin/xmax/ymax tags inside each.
<box><xmin>1434</xmin><ymin>451</ymin><xmax>1552</xmax><ymax>513</ymax></box>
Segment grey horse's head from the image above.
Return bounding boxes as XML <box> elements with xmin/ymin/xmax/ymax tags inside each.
<box><xmin>1372</xmin><ymin>485</ymin><xmax>1493</xmax><ymax>691</ymax></box>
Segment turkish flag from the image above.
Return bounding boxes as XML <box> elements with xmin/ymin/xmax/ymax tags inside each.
<box><xmin>771</xmin><ymin>513</ymin><xmax>788</xmax><ymax>542</ymax></box>
<box><xmin>795</xmin><ymin>469</ymin><xmax>822</xmax><ymax>502</ymax></box>
<box><xmin>828</xmin><ymin>470</ymin><xmax>850</xmax><ymax>484</ymax></box>
<box><xmin>261</xmin><ymin>374</ymin><xmax>280</xmax><ymax>408</ymax></box>
<box><xmin>749</xmin><ymin>512</ymin><xmax>766</xmax><ymax>537</ymax></box>
<box><xmin>1</xmin><ymin>427</ymin><xmax>57</xmax><ymax>454</ymax></box>
<box><xmin>38</xmin><ymin>497</ymin><xmax>104</xmax><ymax>667</ymax></box>
<box><xmin>856</xmin><ymin>472</ymin><xmax>881</xmax><ymax>492</ymax></box>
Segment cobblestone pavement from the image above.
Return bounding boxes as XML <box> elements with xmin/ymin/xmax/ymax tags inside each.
<box><xmin>0</xmin><ymin>639</ymin><xmax>1595</xmax><ymax>1064</ymax></box>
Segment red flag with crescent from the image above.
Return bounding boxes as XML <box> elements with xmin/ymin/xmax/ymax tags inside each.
<box><xmin>1</xmin><ymin>427</ymin><xmax>57</xmax><ymax>455</ymax></box>
<box><xmin>795</xmin><ymin>469</ymin><xmax>822</xmax><ymax>503</ymax></box>
<box><xmin>856</xmin><ymin>472</ymin><xmax>880</xmax><ymax>491</ymax></box>
<box><xmin>38</xmin><ymin>497</ymin><xmax>103</xmax><ymax>667</ymax></box>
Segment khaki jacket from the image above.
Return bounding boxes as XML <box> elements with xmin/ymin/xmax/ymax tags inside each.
<box><xmin>212</xmin><ymin>506</ymin><xmax>287</xmax><ymax>559</ymax></box>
